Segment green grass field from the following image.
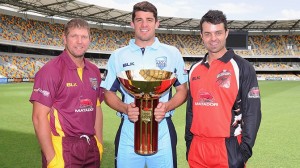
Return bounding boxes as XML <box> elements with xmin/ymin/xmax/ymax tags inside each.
<box><xmin>0</xmin><ymin>81</ymin><xmax>300</xmax><ymax>168</ymax></box>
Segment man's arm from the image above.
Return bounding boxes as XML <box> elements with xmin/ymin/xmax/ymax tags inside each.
<box><xmin>154</xmin><ymin>82</ymin><xmax>188</xmax><ymax>122</ymax></box>
<box><xmin>240</xmin><ymin>65</ymin><xmax>262</xmax><ymax>162</ymax></box>
<box><xmin>94</xmin><ymin>104</ymin><xmax>103</xmax><ymax>144</ymax></box>
<box><xmin>185</xmin><ymin>91</ymin><xmax>193</xmax><ymax>161</ymax></box>
<box><xmin>32</xmin><ymin>101</ymin><xmax>54</xmax><ymax>165</ymax></box>
<box><xmin>103</xmin><ymin>90</ymin><xmax>139</xmax><ymax>122</ymax></box>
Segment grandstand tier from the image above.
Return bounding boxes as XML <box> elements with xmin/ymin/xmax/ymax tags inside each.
<box><xmin>0</xmin><ymin>12</ymin><xmax>299</xmax><ymax>82</ymax></box>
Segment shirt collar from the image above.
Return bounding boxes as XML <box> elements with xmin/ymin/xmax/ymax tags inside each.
<box><xmin>129</xmin><ymin>37</ymin><xmax>160</xmax><ymax>52</ymax></box>
<box><xmin>219</xmin><ymin>48</ymin><xmax>234</xmax><ymax>63</ymax></box>
<box><xmin>202</xmin><ymin>48</ymin><xmax>235</xmax><ymax>64</ymax></box>
<box><xmin>61</xmin><ymin>50</ymin><xmax>88</xmax><ymax>70</ymax></box>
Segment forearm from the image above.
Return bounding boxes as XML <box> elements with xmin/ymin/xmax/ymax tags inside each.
<box><xmin>165</xmin><ymin>83</ymin><xmax>188</xmax><ymax>112</ymax></box>
<box><xmin>32</xmin><ymin>102</ymin><xmax>54</xmax><ymax>162</ymax></box>
<box><xmin>33</xmin><ymin>114</ymin><xmax>54</xmax><ymax>161</ymax></box>
<box><xmin>103</xmin><ymin>90</ymin><xmax>128</xmax><ymax>114</ymax></box>
<box><xmin>240</xmin><ymin>105</ymin><xmax>261</xmax><ymax>162</ymax></box>
<box><xmin>185</xmin><ymin>92</ymin><xmax>193</xmax><ymax>160</ymax></box>
<box><xmin>94</xmin><ymin>106</ymin><xmax>103</xmax><ymax>143</ymax></box>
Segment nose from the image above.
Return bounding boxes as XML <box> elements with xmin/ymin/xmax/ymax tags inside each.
<box><xmin>141</xmin><ymin>20</ymin><xmax>147</xmax><ymax>27</ymax></box>
<box><xmin>211</xmin><ymin>34</ymin><xmax>217</xmax><ymax>41</ymax></box>
<box><xmin>77</xmin><ymin>36</ymin><xmax>83</xmax><ymax>43</ymax></box>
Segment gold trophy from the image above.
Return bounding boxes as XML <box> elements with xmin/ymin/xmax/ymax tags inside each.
<box><xmin>117</xmin><ymin>69</ymin><xmax>177</xmax><ymax>155</ymax></box>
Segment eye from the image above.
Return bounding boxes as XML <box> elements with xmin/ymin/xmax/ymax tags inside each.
<box><xmin>147</xmin><ymin>18</ymin><xmax>154</xmax><ymax>22</ymax></box>
<box><xmin>82</xmin><ymin>35</ymin><xmax>89</xmax><ymax>39</ymax></box>
<box><xmin>135</xmin><ymin>19</ymin><xmax>142</xmax><ymax>23</ymax></box>
<box><xmin>204</xmin><ymin>33</ymin><xmax>211</xmax><ymax>37</ymax></box>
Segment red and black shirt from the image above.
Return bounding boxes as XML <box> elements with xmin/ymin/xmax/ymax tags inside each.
<box><xmin>185</xmin><ymin>49</ymin><xmax>261</xmax><ymax>162</ymax></box>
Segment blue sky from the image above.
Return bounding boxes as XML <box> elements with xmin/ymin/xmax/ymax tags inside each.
<box><xmin>78</xmin><ymin>0</ymin><xmax>300</xmax><ymax>20</ymax></box>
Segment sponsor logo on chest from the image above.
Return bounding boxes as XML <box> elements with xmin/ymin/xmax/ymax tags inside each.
<box><xmin>195</xmin><ymin>90</ymin><xmax>219</xmax><ymax>107</ymax></box>
<box><xmin>75</xmin><ymin>98</ymin><xmax>94</xmax><ymax>113</ymax></box>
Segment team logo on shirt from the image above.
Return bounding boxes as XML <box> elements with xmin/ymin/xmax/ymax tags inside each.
<box><xmin>75</xmin><ymin>98</ymin><xmax>94</xmax><ymax>113</ymax></box>
<box><xmin>248</xmin><ymin>87</ymin><xmax>260</xmax><ymax>98</ymax></box>
<box><xmin>90</xmin><ymin>78</ymin><xmax>98</xmax><ymax>90</ymax></box>
<box><xmin>156</xmin><ymin>56</ymin><xmax>167</xmax><ymax>70</ymax></box>
<box><xmin>195</xmin><ymin>90</ymin><xmax>218</xmax><ymax>106</ymax></box>
<box><xmin>216</xmin><ymin>70</ymin><xmax>231</xmax><ymax>88</ymax></box>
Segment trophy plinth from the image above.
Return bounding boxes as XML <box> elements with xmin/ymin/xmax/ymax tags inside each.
<box><xmin>117</xmin><ymin>69</ymin><xmax>177</xmax><ymax>155</ymax></box>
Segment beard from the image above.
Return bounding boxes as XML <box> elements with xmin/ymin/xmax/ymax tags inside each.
<box><xmin>137</xmin><ymin>35</ymin><xmax>152</xmax><ymax>42</ymax></box>
<box><xmin>205</xmin><ymin>41</ymin><xmax>226</xmax><ymax>54</ymax></box>
<box><xmin>66</xmin><ymin>46</ymin><xmax>85</xmax><ymax>58</ymax></box>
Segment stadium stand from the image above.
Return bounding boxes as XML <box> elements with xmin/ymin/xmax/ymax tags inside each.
<box><xmin>0</xmin><ymin>12</ymin><xmax>299</xmax><ymax>82</ymax></box>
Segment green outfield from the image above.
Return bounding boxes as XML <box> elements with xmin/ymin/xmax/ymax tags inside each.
<box><xmin>0</xmin><ymin>81</ymin><xmax>300</xmax><ymax>168</ymax></box>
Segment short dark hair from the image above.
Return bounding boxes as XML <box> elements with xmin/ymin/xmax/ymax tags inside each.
<box><xmin>64</xmin><ymin>18</ymin><xmax>90</xmax><ymax>36</ymax></box>
<box><xmin>199</xmin><ymin>10</ymin><xmax>227</xmax><ymax>33</ymax></box>
<box><xmin>132</xmin><ymin>1</ymin><xmax>158</xmax><ymax>22</ymax></box>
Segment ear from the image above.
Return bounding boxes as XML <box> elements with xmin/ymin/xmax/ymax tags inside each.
<box><xmin>63</xmin><ymin>33</ymin><xmax>67</xmax><ymax>45</ymax></box>
<box><xmin>225</xmin><ymin>29</ymin><xmax>229</xmax><ymax>39</ymax></box>
<box><xmin>155</xmin><ymin>20</ymin><xmax>160</xmax><ymax>29</ymax></box>
<box><xmin>130</xmin><ymin>22</ymin><xmax>134</xmax><ymax>29</ymax></box>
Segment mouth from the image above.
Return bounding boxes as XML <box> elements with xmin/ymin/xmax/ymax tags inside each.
<box><xmin>140</xmin><ymin>29</ymin><xmax>149</xmax><ymax>32</ymax></box>
<box><xmin>75</xmin><ymin>46</ymin><xmax>85</xmax><ymax>50</ymax></box>
<box><xmin>210</xmin><ymin>42</ymin><xmax>218</xmax><ymax>47</ymax></box>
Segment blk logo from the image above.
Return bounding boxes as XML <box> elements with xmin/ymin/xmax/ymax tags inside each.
<box><xmin>192</xmin><ymin>76</ymin><xmax>200</xmax><ymax>81</ymax></box>
<box><xmin>123</xmin><ymin>62</ymin><xmax>134</xmax><ymax>67</ymax></box>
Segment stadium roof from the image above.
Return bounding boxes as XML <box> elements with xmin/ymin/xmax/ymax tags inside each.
<box><xmin>0</xmin><ymin>0</ymin><xmax>300</xmax><ymax>32</ymax></box>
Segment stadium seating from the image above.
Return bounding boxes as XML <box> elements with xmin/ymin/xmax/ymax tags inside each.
<box><xmin>0</xmin><ymin>13</ymin><xmax>299</xmax><ymax>80</ymax></box>
<box><xmin>1</xmin><ymin>13</ymin><xmax>299</xmax><ymax>57</ymax></box>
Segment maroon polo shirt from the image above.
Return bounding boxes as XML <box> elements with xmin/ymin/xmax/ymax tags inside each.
<box><xmin>30</xmin><ymin>50</ymin><xmax>102</xmax><ymax>137</ymax></box>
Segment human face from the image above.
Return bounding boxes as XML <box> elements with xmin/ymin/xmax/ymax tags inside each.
<box><xmin>63</xmin><ymin>28</ymin><xmax>90</xmax><ymax>58</ymax></box>
<box><xmin>131</xmin><ymin>11</ymin><xmax>159</xmax><ymax>46</ymax></box>
<box><xmin>201</xmin><ymin>21</ymin><xmax>228</xmax><ymax>55</ymax></box>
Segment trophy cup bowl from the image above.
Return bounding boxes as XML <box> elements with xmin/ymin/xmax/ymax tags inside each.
<box><xmin>117</xmin><ymin>69</ymin><xmax>177</xmax><ymax>155</ymax></box>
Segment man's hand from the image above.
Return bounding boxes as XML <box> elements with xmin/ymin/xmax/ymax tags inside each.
<box><xmin>126</xmin><ymin>102</ymin><xmax>139</xmax><ymax>122</ymax></box>
<box><xmin>154</xmin><ymin>102</ymin><xmax>168</xmax><ymax>122</ymax></box>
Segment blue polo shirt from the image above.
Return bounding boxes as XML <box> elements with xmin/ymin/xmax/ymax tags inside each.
<box><xmin>101</xmin><ymin>38</ymin><xmax>188</xmax><ymax>117</ymax></box>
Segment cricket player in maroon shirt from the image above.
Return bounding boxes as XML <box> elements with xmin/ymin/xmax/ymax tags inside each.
<box><xmin>30</xmin><ymin>18</ymin><xmax>103</xmax><ymax>168</ymax></box>
<box><xmin>185</xmin><ymin>10</ymin><xmax>261</xmax><ymax>168</ymax></box>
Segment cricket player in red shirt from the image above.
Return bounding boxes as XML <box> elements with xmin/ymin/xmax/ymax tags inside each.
<box><xmin>185</xmin><ymin>10</ymin><xmax>261</xmax><ymax>168</ymax></box>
